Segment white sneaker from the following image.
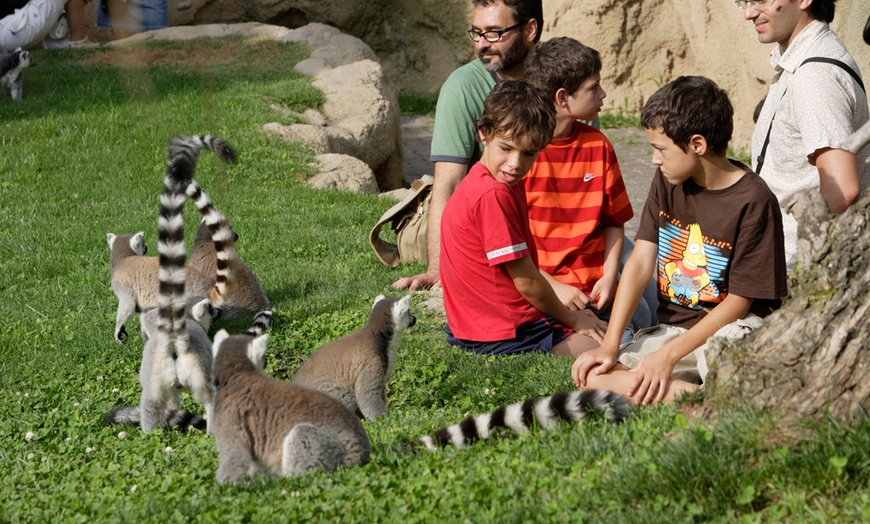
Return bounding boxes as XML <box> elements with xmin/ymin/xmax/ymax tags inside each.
<box><xmin>48</xmin><ymin>13</ymin><xmax>70</xmax><ymax>41</ymax></box>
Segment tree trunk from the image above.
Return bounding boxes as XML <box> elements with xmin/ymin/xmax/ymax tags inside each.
<box><xmin>704</xmin><ymin>143</ymin><xmax>870</xmax><ymax>424</ymax></box>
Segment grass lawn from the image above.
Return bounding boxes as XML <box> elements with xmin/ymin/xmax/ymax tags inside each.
<box><xmin>0</xmin><ymin>36</ymin><xmax>868</xmax><ymax>523</ymax></box>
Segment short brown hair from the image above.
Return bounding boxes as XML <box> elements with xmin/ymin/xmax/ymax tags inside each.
<box><xmin>640</xmin><ymin>76</ymin><xmax>733</xmax><ymax>156</ymax></box>
<box><xmin>476</xmin><ymin>80</ymin><xmax>556</xmax><ymax>151</ymax></box>
<box><xmin>524</xmin><ymin>37</ymin><xmax>601</xmax><ymax>102</ymax></box>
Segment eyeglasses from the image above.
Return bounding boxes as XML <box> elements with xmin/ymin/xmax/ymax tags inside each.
<box><xmin>467</xmin><ymin>21</ymin><xmax>526</xmax><ymax>43</ymax></box>
<box><xmin>734</xmin><ymin>0</ymin><xmax>771</xmax><ymax>9</ymax></box>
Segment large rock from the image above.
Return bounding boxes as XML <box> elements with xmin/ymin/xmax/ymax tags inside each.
<box><xmin>104</xmin><ymin>0</ymin><xmax>868</xmax><ymax>151</ymax></box>
<box><xmin>307</xmin><ymin>154</ymin><xmax>380</xmax><ymax>194</ymax></box>
<box><xmin>277</xmin><ymin>24</ymin><xmax>403</xmax><ymax>190</ymax></box>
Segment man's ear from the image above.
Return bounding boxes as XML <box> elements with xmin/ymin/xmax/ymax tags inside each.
<box><xmin>688</xmin><ymin>134</ymin><xmax>708</xmax><ymax>155</ymax></box>
<box><xmin>524</xmin><ymin>18</ymin><xmax>538</xmax><ymax>44</ymax></box>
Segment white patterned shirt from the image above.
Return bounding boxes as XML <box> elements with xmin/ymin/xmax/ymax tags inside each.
<box><xmin>751</xmin><ymin>20</ymin><xmax>870</xmax><ymax>270</ymax></box>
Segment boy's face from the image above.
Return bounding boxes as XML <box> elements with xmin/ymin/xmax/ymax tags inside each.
<box><xmin>644</xmin><ymin>127</ymin><xmax>700</xmax><ymax>185</ymax></box>
<box><xmin>562</xmin><ymin>73</ymin><xmax>606</xmax><ymax>121</ymax></box>
<box><xmin>478</xmin><ymin>130</ymin><xmax>541</xmax><ymax>187</ymax></box>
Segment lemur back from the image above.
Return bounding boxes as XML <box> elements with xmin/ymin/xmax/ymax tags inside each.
<box><xmin>291</xmin><ymin>295</ymin><xmax>415</xmax><ymax>420</ymax></box>
<box><xmin>104</xmin><ymin>135</ymin><xmax>236</xmax><ymax>433</ymax></box>
<box><xmin>414</xmin><ymin>390</ymin><xmax>632</xmax><ymax>450</ymax></box>
<box><xmin>211</xmin><ymin>330</ymin><xmax>371</xmax><ymax>484</ymax></box>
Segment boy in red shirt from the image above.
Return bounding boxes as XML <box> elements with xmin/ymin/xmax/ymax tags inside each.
<box><xmin>440</xmin><ymin>80</ymin><xmax>607</xmax><ymax>356</ymax></box>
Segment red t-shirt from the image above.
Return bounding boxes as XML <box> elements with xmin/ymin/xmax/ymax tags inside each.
<box><xmin>440</xmin><ymin>162</ymin><xmax>543</xmax><ymax>341</ymax></box>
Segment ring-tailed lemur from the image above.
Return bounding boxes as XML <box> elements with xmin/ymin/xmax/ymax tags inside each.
<box><xmin>107</xmin><ymin>153</ymin><xmax>271</xmax><ymax>341</ymax></box>
<box><xmin>104</xmin><ymin>135</ymin><xmax>235</xmax><ymax>433</ymax></box>
<box><xmin>414</xmin><ymin>389</ymin><xmax>632</xmax><ymax>450</ymax></box>
<box><xmin>291</xmin><ymin>295</ymin><xmax>415</xmax><ymax>420</ymax></box>
<box><xmin>211</xmin><ymin>330</ymin><xmax>371</xmax><ymax>484</ymax></box>
<box><xmin>0</xmin><ymin>50</ymin><xmax>33</xmax><ymax>101</ymax></box>
<box><xmin>107</xmin><ymin>137</ymin><xmax>271</xmax><ymax>340</ymax></box>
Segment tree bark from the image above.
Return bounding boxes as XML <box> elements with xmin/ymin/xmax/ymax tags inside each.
<box><xmin>704</xmin><ymin>155</ymin><xmax>870</xmax><ymax>425</ymax></box>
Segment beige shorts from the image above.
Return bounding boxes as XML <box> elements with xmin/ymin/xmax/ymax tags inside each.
<box><xmin>616</xmin><ymin>313</ymin><xmax>763</xmax><ymax>384</ymax></box>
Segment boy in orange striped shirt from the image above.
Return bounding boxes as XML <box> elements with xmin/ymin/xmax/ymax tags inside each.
<box><xmin>523</xmin><ymin>37</ymin><xmax>648</xmax><ymax>342</ymax></box>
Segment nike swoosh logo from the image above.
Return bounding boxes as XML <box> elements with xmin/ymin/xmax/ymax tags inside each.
<box><xmin>583</xmin><ymin>173</ymin><xmax>595</xmax><ymax>182</ymax></box>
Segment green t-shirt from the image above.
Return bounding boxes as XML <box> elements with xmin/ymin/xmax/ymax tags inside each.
<box><xmin>430</xmin><ymin>60</ymin><xmax>498</xmax><ymax>166</ymax></box>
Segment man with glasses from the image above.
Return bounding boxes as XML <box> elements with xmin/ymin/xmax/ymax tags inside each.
<box><xmin>393</xmin><ymin>0</ymin><xmax>544</xmax><ymax>291</ymax></box>
<box><xmin>740</xmin><ymin>0</ymin><xmax>869</xmax><ymax>271</ymax></box>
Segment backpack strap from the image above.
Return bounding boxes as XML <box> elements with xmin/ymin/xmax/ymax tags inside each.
<box><xmin>799</xmin><ymin>57</ymin><xmax>865</xmax><ymax>93</ymax></box>
<box><xmin>756</xmin><ymin>56</ymin><xmax>866</xmax><ymax>175</ymax></box>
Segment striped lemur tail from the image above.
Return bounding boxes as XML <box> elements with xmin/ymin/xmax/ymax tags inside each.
<box><xmin>180</xmin><ymin>144</ymin><xmax>272</xmax><ymax>336</ymax></box>
<box><xmin>158</xmin><ymin>135</ymin><xmax>237</xmax><ymax>354</ymax></box>
<box><xmin>103</xmin><ymin>406</ymin><xmax>206</xmax><ymax>432</ymax></box>
<box><xmin>414</xmin><ymin>390</ymin><xmax>632</xmax><ymax>450</ymax></box>
<box><xmin>184</xmin><ymin>180</ymin><xmax>237</xmax><ymax>310</ymax></box>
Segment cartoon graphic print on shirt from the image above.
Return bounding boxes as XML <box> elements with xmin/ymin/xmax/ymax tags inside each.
<box><xmin>658</xmin><ymin>219</ymin><xmax>727</xmax><ymax>310</ymax></box>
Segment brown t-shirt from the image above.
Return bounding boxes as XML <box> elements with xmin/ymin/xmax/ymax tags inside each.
<box><xmin>636</xmin><ymin>163</ymin><xmax>788</xmax><ymax>328</ymax></box>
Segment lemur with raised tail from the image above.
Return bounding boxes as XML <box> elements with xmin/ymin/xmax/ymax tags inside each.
<box><xmin>104</xmin><ymin>135</ymin><xmax>235</xmax><ymax>433</ymax></box>
<box><xmin>185</xmin><ymin>193</ymin><xmax>273</xmax><ymax>336</ymax></box>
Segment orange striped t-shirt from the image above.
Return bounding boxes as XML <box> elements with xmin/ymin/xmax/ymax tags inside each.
<box><xmin>523</xmin><ymin>122</ymin><xmax>633</xmax><ymax>296</ymax></box>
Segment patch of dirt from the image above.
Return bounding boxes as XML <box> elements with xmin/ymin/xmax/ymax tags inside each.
<box><xmin>80</xmin><ymin>38</ymin><xmax>291</xmax><ymax>70</ymax></box>
<box><xmin>83</xmin><ymin>45</ymin><xmax>240</xmax><ymax>69</ymax></box>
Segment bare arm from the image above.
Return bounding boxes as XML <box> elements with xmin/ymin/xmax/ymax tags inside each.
<box><xmin>813</xmin><ymin>147</ymin><xmax>861</xmax><ymax>214</ymax></box>
<box><xmin>572</xmin><ymin>239</ymin><xmax>656</xmax><ymax>387</ymax></box>
<box><xmin>589</xmin><ymin>225</ymin><xmax>625</xmax><ymax>312</ymax></box>
<box><xmin>540</xmin><ymin>270</ymin><xmax>591</xmax><ymax>311</ymax></box>
<box><xmin>392</xmin><ymin>161</ymin><xmax>466</xmax><ymax>290</ymax></box>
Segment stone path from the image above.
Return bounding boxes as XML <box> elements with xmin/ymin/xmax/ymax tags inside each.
<box><xmin>401</xmin><ymin>115</ymin><xmax>654</xmax><ymax>238</ymax></box>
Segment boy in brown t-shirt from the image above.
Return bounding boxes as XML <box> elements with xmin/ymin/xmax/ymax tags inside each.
<box><xmin>571</xmin><ymin>76</ymin><xmax>787</xmax><ymax>405</ymax></box>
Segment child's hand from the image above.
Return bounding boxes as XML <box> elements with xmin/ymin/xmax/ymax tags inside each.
<box><xmin>551</xmin><ymin>279</ymin><xmax>591</xmax><ymax>311</ymax></box>
<box><xmin>588</xmin><ymin>272</ymin><xmax>617</xmax><ymax>312</ymax></box>
<box><xmin>570</xmin><ymin>309</ymin><xmax>606</xmax><ymax>343</ymax></box>
<box><xmin>571</xmin><ymin>346</ymin><xmax>618</xmax><ymax>388</ymax></box>
<box><xmin>627</xmin><ymin>350</ymin><xmax>678</xmax><ymax>405</ymax></box>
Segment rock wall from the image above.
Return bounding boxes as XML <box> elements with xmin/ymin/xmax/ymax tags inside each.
<box><xmin>89</xmin><ymin>0</ymin><xmax>870</xmax><ymax>148</ymax></box>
